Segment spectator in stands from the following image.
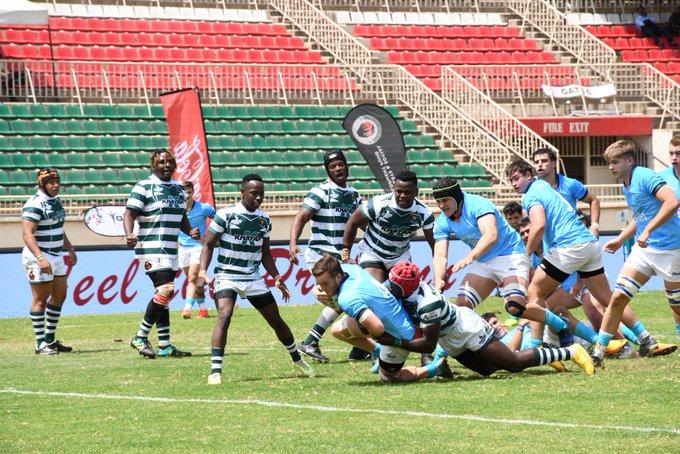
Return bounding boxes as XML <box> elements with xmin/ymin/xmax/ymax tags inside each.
<box><xmin>635</xmin><ymin>6</ymin><xmax>676</xmax><ymax>48</ymax></box>
<box><xmin>669</xmin><ymin>7</ymin><xmax>680</xmax><ymax>37</ymax></box>
<box><xmin>502</xmin><ymin>201</ymin><xmax>524</xmax><ymax>232</ymax></box>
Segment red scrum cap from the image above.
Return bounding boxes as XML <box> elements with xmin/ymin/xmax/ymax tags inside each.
<box><xmin>388</xmin><ymin>261</ymin><xmax>421</xmax><ymax>297</ymax></box>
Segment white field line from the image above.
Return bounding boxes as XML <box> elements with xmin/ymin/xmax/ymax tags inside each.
<box><xmin>1</xmin><ymin>388</ymin><xmax>678</xmax><ymax>436</ymax></box>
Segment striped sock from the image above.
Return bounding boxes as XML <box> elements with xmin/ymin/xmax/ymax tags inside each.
<box><xmin>157</xmin><ymin>308</ymin><xmax>171</xmax><ymax>348</ymax></box>
<box><xmin>303</xmin><ymin>306</ymin><xmax>340</xmax><ymax>345</ymax></box>
<box><xmin>283</xmin><ymin>340</ymin><xmax>301</xmax><ymax>362</ymax></box>
<box><xmin>30</xmin><ymin>310</ymin><xmax>45</xmax><ymax>349</ymax></box>
<box><xmin>533</xmin><ymin>346</ymin><xmax>572</xmax><ymax>365</ymax></box>
<box><xmin>136</xmin><ymin>300</ymin><xmax>164</xmax><ymax>338</ymax></box>
<box><xmin>44</xmin><ymin>304</ymin><xmax>61</xmax><ymax>343</ymax></box>
<box><xmin>196</xmin><ymin>297</ymin><xmax>207</xmax><ymax>309</ymax></box>
<box><xmin>630</xmin><ymin>320</ymin><xmax>650</xmax><ymax>338</ymax></box>
<box><xmin>544</xmin><ymin>310</ymin><xmax>568</xmax><ymax>332</ymax></box>
<box><xmin>574</xmin><ymin>321</ymin><xmax>598</xmax><ymax>345</ymax></box>
<box><xmin>619</xmin><ymin>323</ymin><xmax>638</xmax><ymax>345</ymax></box>
<box><xmin>211</xmin><ymin>347</ymin><xmax>224</xmax><ymax>374</ymax></box>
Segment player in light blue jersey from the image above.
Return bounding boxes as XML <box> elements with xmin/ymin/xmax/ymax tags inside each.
<box><xmin>592</xmin><ymin>140</ymin><xmax>680</xmax><ymax>365</ymax></box>
<box><xmin>431</xmin><ymin>178</ymin><xmax>530</xmax><ymax>321</ymax></box>
<box><xmin>342</xmin><ymin>170</ymin><xmax>435</xmax><ymax>283</ymax></box>
<box><xmin>505</xmin><ymin>159</ymin><xmax>624</xmax><ymax>351</ymax></box>
<box><xmin>197</xmin><ymin>174</ymin><xmax>315</xmax><ymax>384</ymax></box>
<box><xmin>311</xmin><ymin>256</ymin><xmax>450</xmax><ymax>381</ymax></box>
<box><xmin>660</xmin><ymin>136</ymin><xmax>680</xmax><ymax>343</ymax></box>
<box><xmin>179</xmin><ymin>180</ymin><xmax>216</xmax><ymax>320</ymax></box>
<box><xmin>533</xmin><ymin>148</ymin><xmax>601</xmax><ymax>237</ymax></box>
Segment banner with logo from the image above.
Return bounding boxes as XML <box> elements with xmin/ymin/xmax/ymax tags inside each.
<box><xmin>82</xmin><ymin>205</ymin><xmax>137</xmax><ymax>237</ymax></box>
<box><xmin>0</xmin><ymin>238</ymin><xmax>664</xmax><ymax>318</ymax></box>
<box><xmin>342</xmin><ymin>104</ymin><xmax>407</xmax><ymax>193</ymax></box>
<box><xmin>160</xmin><ymin>87</ymin><xmax>215</xmax><ymax>206</ymax></box>
<box><xmin>541</xmin><ymin>83</ymin><xmax>617</xmax><ymax>100</ymax></box>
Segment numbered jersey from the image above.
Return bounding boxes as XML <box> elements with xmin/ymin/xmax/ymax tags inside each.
<box><xmin>21</xmin><ymin>190</ymin><xmax>66</xmax><ymax>255</ymax></box>
<box><xmin>209</xmin><ymin>202</ymin><xmax>272</xmax><ymax>280</ymax></box>
<box><xmin>360</xmin><ymin>193</ymin><xmax>435</xmax><ymax>260</ymax></box>
<box><xmin>126</xmin><ymin>174</ymin><xmax>186</xmax><ymax>260</ymax></box>
<box><xmin>337</xmin><ymin>264</ymin><xmax>415</xmax><ymax>341</ymax></box>
<box><xmin>402</xmin><ymin>282</ymin><xmax>457</xmax><ymax>336</ymax></box>
<box><xmin>302</xmin><ymin>179</ymin><xmax>362</xmax><ymax>258</ymax></box>
<box><xmin>522</xmin><ymin>178</ymin><xmax>595</xmax><ymax>250</ymax></box>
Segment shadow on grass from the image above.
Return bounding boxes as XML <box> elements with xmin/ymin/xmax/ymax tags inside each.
<box><xmin>237</xmin><ymin>373</ymin><xmax>327</xmax><ymax>382</ymax></box>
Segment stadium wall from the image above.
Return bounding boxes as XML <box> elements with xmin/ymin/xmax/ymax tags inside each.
<box><xmin>0</xmin><ymin>238</ymin><xmax>664</xmax><ymax>318</ymax></box>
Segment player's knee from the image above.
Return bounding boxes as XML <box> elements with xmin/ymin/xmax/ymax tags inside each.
<box><xmin>503</xmin><ymin>282</ymin><xmax>527</xmax><ymax>303</ymax></box>
<box><xmin>666</xmin><ymin>287</ymin><xmax>680</xmax><ymax>307</ymax></box>
<box><xmin>613</xmin><ymin>276</ymin><xmax>641</xmax><ymax>303</ymax></box>
<box><xmin>504</xmin><ymin>299</ymin><xmax>526</xmax><ymax>317</ymax></box>
<box><xmin>378</xmin><ymin>368</ymin><xmax>400</xmax><ymax>383</ymax></box>
<box><xmin>153</xmin><ymin>282</ymin><xmax>174</xmax><ymax>305</ymax></box>
<box><xmin>457</xmin><ymin>286</ymin><xmax>482</xmax><ymax>309</ymax></box>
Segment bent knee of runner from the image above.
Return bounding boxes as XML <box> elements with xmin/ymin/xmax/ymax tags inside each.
<box><xmin>504</xmin><ymin>299</ymin><xmax>526</xmax><ymax>318</ymax></box>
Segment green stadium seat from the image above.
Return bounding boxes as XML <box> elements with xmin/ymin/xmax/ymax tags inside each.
<box><xmin>11</xmin><ymin>137</ymin><xmax>29</xmax><ymax>150</ymax></box>
<box><xmin>28</xmin><ymin>154</ymin><xmax>49</xmax><ymax>167</ymax></box>
<box><xmin>0</xmin><ymin>105</ymin><xmax>11</xmax><ymax>117</ymax></box>
<box><xmin>9</xmin><ymin>186</ymin><xmax>26</xmax><ymax>196</ymax></box>
<box><xmin>399</xmin><ymin>120</ymin><xmax>418</xmax><ymax>133</ymax></box>
<box><xmin>288</xmin><ymin>182</ymin><xmax>307</xmax><ymax>191</ymax></box>
<box><xmin>45</xmin><ymin>152</ymin><xmax>66</xmax><ymax>167</ymax></box>
<box><xmin>0</xmin><ymin>171</ymin><xmax>9</xmax><ymax>185</ymax></box>
<box><xmin>81</xmin><ymin>104</ymin><xmax>101</xmax><ymax>117</ymax></box>
<box><xmin>10</xmin><ymin>120</ymin><xmax>31</xmax><ymax>134</ymax></box>
<box><xmin>65</xmin><ymin>136</ymin><xmax>85</xmax><ymax>150</ymax></box>
<box><xmin>119</xmin><ymin>170</ymin><xmax>137</xmax><ymax>184</ymax></box>
<box><xmin>10</xmin><ymin>104</ymin><xmax>34</xmax><ymax>118</ymax></box>
<box><xmin>270</xmin><ymin>183</ymin><xmax>288</xmax><ymax>192</ymax></box>
<box><xmin>233</xmin><ymin>135</ymin><xmax>252</xmax><ymax>149</ymax></box>
<box><xmin>62</xmin><ymin>186</ymin><xmax>81</xmax><ymax>195</ymax></box>
<box><xmin>83</xmin><ymin>153</ymin><xmax>102</xmax><ymax>167</ymax></box>
<box><xmin>271</xmin><ymin>167</ymin><xmax>288</xmax><ymax>181</ymax></box>
<box><xmin>101</xmin><ymin>153</ymin><xmax>120</xmax><ymax>167</ymax></box>
<box><xmin>279</xmin><ymin>120</ymin><xmax>296</xmax><ymax>134</ymax></box>
<box><xmin>9</xmin><ymin>170</ymin><xmax>30</xmax><ymax>184</ymax></box>
<box><xmin>0</xmin><ymin>153</ymin><xmax>9</xmax><ymax>167</ymax></box>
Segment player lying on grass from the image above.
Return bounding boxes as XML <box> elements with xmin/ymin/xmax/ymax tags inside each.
<box><xmin>311</xmin><ymin>255</ymin><xmax>452</xmax><ymax>382</ymax></box>
<box><xmin>591</xmin><ymin>140</ymin><xmax>680</xmax><ymax>366</ymax></box>
<box><xmin>197</xmin><ymin>174</ymin><xmax>315</xmax><ymax>384</ymax></box>
<box><xmin>377</xmin><ymin>262</ymin><xmax>596</xmax><ymax>379</ymax></box>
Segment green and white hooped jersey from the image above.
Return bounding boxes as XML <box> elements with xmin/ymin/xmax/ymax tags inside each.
<box><xmin>21</xmin><ymin>190</ymin><xmax>66</xmax><ymax>256</ymax></box>
<box><xmin>360</xmin><ymin>193</ymin><xmax>435</xmax><ymax>260</ymax></box>
<box><xmin>302</xmin><ymin>179</ymin><xmax>362</xmax><ymax>258</ymax></box>
<box><xmin>209</xmin><ymin>202</ymin><xmax>272</xmax><ymax>281</ymax></box>
<box><xmin>403</xmin><ymin>283</ymin><xmax>457</xmax><ymax>335</ymax></box>
<box><xmin>126</xmin><ymin>174</ymin><xmax>186</xmax><ymax>261</ymax></box>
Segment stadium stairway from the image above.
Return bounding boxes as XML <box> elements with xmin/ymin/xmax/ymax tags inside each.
<box><xmin>0</xmin><ymin>103</ymin><xmax>493</xmax><ymax>198</ymax></box>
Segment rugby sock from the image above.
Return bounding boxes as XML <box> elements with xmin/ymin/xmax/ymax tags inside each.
<box><xmin>283</xmin><ymin>339</ymin><xmax>302</xmax><ymax>362</ymax></box>
<box><xmin>424</xmin><ymin>359</ymin><xmax>442</xmax><ymax>378</ymax></box>
<box><xmin>30</xmin><ymin>310</ymin><xmax>45</xmax><ymax>349</ymax></box>
<box><xmin>183</xmin><ymin>298</ymin><xmax>195</xmax><ymax>311</ymax></box>
<box><xmin>210</xmin><ymin>347</ymin><xmax>224</xmax><ymax>374</ymax></box>
<box><xmin>303</xmin><ymin>306</ymin><xmax>340</xmax><ymax>345</ymax></box>
<box><xmin>630</xmin><ymin>320</ymin><xmax>650</xmax><ymax>339</ymax></box>
<box><xmin>529</xmin><ymin>337</ymin><xmax>543</xmax><ymax>349</ymax></box>
<box><xmin>533</xmin><ymin>346</ymin><xmax>572</xmax><ymax>365</ymax></box>
<box><xmin>543</xmin><ymin>309</ymin><xmax>568</xmax><ymax>332</ymax></box>
<box><xmin>433</xmin><ymin>345</ymin><xmax>449</xmax><ymax>360</ymax></box>
<box><xmin>619</xmin><ymin>323</ymin><xmax>638</xmax><ymax>345</ymax></box>
<box><xmin>574</xmin><ymin>321</ymin><xmax>598</xmax><ymax>345</ymax></box>
<box><xmin>592</xmin><ymin>330</ymin><xmax>614</xmax><ymax>358</ymax></box>
<box><xmin>156</xmin><ymin>308</ymin><xmax>171</xmax><ymax>348</ymax></box>
<box><xmin>44</xmin><ymin>304</ymin><xmax>62</xmax><ymax>343</ymax></box>
<box><xmin>196</xmin><ymin>297</ymin><xmax>207</xmax><ymax>309</ymax></box>
<box><xmin>372</xmin><ymin>344</ymin><xmax>381</xmax><ymax>360</ymax></box>
<box><xmin>135</xmin><ymin>300</ymin><xmax>164</xmax><ymax>339</ymax></box>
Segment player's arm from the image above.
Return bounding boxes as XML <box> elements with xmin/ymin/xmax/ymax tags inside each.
<box><xmin>123</xmin><ymin>208</ymin><xmax>139</xmax><ymax>247</ymax></box>
<box><xmin>604</xmin><ymin>220</ymin><xmax>637</xmax><ymax>253</ymax></box>
<box><xmin>289</xmin><ymin>207</ymin><xmax>314</xmax><ymax>265</ymax></box>
<box><xmin>262</xmin><ymin>237</ymin><xmax>290</xmax><ymax>301</ymax></box>
<box><xmin>526</xmin><ymin>205</ymin><xmax>546</xmax><ymax>258</ymax></box>
<box><xmin>637</xmin><ymin>185</ymin><xmax>679</xmax><ymax>246</ymax></box>
<box><xmin>433</xmin><ymin>239</ymin><xmax>449</xmax><ymax>292</ymax></box>
<box><xmin>62</xmin><ymin>232</ymin><xmax>77</xmax><ymax>266</ymax></box>
<box><xmin>180</xmin><ymin>213</ymin><xmax>199</xmax><ymax>239</ymax></box>
<box><xmin>505</xmin><ymin>322</ymin><xmax>529</xmax><ymax>351</ymax></box>
<box><xmin>581</xmin><ymin>191</ymin><xmax>601</xmax><ymax>236</ymax></box>
<box><xmin>377</xmin><ymin>323</ymin><xmax>440</xmax><ymax>354</ymax></box>
<box><xmin>423</xmin><ymin>227</ymin><xmax>436</xmax><ymax>255</ymax></box>
<box><xmin>342</xmin><ymin>209</ymin><xmax>370</xmax><ymax>261</ymax></box>
<box><xmin>21</xmin><ymin>218</ymin><xmax>51</xmax><ymax>274</ymax></box>
<box><xmin>196</xmin><ymin>229</ymin><xmax>218</xmax><ymax>287</ymax></box>
<box><xmin>357</xmin><ymin>308</ymin><xmax>385</xmax><ymax>338</ymax></box>
<box><xmin>453</xmin><ymin>213</ymin><xmax>497</xmax><ymax>272</ymax></box>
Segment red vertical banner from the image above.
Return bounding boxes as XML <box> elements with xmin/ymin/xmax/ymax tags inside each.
<box><xmin>160</xmin><ymin>87</ymin><xmax>215</xmax><ymax>206</ymax></box>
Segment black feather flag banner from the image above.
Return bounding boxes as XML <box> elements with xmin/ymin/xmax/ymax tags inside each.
<box><xmin>342</xmin><ymin>104</ymin><xmax>408</xmax><ymax>193</ymax></box>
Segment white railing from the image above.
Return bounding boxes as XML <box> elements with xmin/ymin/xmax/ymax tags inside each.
<box><xmin>441</xmin><ymin>66</ymin><xmax>558</xmax><ymax>165</ymax></box>
<box><xmin>503</xmin><ymin>0</ymin><xmax>617</xmax><ymax>68</ymax></box>
<box><xmin>0</xmin><ymin>60</ymin><xmax>357</xmax><ymax>105</ymax></box>
<box><xmin>269</xmin><ymin>0</ymin><xmax>374</xmax><ymax>70</ymax></box>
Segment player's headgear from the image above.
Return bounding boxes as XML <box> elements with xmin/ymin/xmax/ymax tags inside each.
<box><xmin>37</xmin><ymin>168</ymin><xmax>59</xmax><ymax>189</ymax></box>
<box><xmin>323</xmin><ymin>149</ymin><xmax>347</xmax><ymax>175</ymax></box>
<box><xmin>388</xmin><ymin>261</ymin><xmax>421</xmax><ymax>298</ymax></box>
<box><xmin>432</xmin><ymin>177</ymin><xmax>464</xmax><ymax>215</ymax></box>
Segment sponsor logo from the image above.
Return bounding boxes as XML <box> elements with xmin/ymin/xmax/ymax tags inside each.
<box><xmin>352</xmin><ymin>115</ymin><xmax>381</xmax><ymax>145</ymax></box>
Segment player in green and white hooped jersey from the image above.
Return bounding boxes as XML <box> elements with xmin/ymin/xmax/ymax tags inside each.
<box><xmin>125</xmin><ymin>150</ymin><xmax>199</xmax><ymax>359</ymax></box>
<box><xmin>377</xmin><ymin>262</ymin><xmax>595</xmax><ymax>378</ymax></box>
<box><xmin>290</xmin><ymin>150</ymin><xmax>364</xmax><ymax>363</ymax></box>
<box><xmin>342</xmin><ymin>169</ymin><xmax>435</xmax><ymax>283</ymax></box>
<box><xmin>21</xmin><ymin>168</ymin><xmax>77</xmax><ymax>355</ymax></box>
<box><xmin>197</xmin><ymin>174</ymin><xmax>315</xmax><ymax>384</ymax></box>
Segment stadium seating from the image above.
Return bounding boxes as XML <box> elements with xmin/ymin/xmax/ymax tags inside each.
<box><xmin>0</xmin><ymin>103</ymin><xmax>491</xmax><ymax>197</ymax></box>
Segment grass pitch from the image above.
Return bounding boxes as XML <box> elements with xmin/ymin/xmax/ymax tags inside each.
<box><xmin>1</xmin><ymin>292</ymin><xmax>678</xmax><ymax>453</ymax></box>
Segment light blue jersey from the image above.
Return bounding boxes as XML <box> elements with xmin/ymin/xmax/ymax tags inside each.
<box><xmin>337</xmin><ymin>264</ymin><xmax>416</xmax><ymax>341</ymax></box>
<box><xmin>522</xmin><ymin>178</ymin><xmax>596</xmax><ymax>250</ymax></box>
<box><xmin>553</xmin><ymin>173</ymin><xmax>588</xmax><ymax>208</ymax></box>
<box><xmin>179</xmin><ymin>201</ymin><xmax>216</xmax><ymax>247</ymax></box>
<box><xmin>501</xmin><ymin>328</ymin><xmax>532</xmax><ymax>350</ymax></box>
<box><xmin>624</xmin><ymin>166</ymin><xmax>680</xmax><ymax>250</ymax></box>
<box><xmin>660</xmin><ymin>166</ymin><xmax>680</xmax><ymax>221</ymax></box>
<box><xmin>433</xmin><ymin>192</ymin><xmax>524</xmax><ymax>262</ymax></box>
